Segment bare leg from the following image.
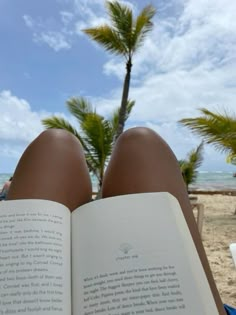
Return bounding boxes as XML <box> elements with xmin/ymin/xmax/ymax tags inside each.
<box><xmin>7</xmin><ymin>129</ymin><xmax>92</xmax><ymax>211</ymax></box>
<box><xmin>102</xmin><ymin>127</ymin><xmax>226</xmax><ymax>315</ymax></box>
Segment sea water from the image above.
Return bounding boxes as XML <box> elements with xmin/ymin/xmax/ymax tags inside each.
<box><xmin>189</xmin><ymin>171</ymin><xmax>236</xmax><ymax>191</ymax></box>
<box><xmin>1</xmin><ymin>172</ymin><xmax>236</xmax><ymax>192</ymax></box>
<box><xmin>0</xmin><ymin>173</ymin><xmax>99</xmax><ymax>192</ymax></box>
<box><xmin>0</xmin><ymin>174</ymin><xmax>12</xmax><ymax>189</ymax></box>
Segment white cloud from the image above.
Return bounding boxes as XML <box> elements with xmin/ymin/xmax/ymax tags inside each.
<box><xmin>60</xmin><ymin>11</ymin><xmax>74</xmax><ymax>25</ymax></box>
<box><xmin>0</xmin><ymin>90</ymin><xmax>44</xmax><ymax>171</ymax></box>
<box><xmin>23</xmin><ymin>13</ymin><xmax>72</xmax><ymax>52</ymax></box>
<box><xmin>73</xmin><ymin>1</ymin><xmax>108</xmax><ymax>35</ymax></box>
<box><xmin>22</xmin><ymin>0</ymin><xmax>137</xmax><ymax>50</ymax></box>
<box><xmin>33</xmin><ymin>31</ymin><xmax>71</xmax><ymax>51</ymax></box>
<box><xmin>0</xmin><ymin>91</ymin><xmax>80</xmax><ymax>172</ymax></box>
<box><xmin>0</xmin><ymin>90</ymin><xmax>44</xmax><ymax>142</ymax></box>
<box><xmin>102</xmin><ymin>0</ymin><xmax>236</xmax><ymax>80</ymax></box>
<box><xmin>23</xmin><ymin>14</ymin><xmax>34</xmax><ymax>28</ymax></box>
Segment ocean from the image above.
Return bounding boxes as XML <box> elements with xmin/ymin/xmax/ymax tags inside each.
<box><xmin>1</xmin><ymin>172</ymin><xmax>236</xmax><ymax>192</ymax></box>
<box><xmin>189</xmin><ymin>171</ymin><xmax>236</xmax><ymax>191</ymax></box>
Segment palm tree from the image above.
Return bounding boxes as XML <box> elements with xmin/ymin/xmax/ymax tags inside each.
<box><xmin>42</xmin><ymin>97</ymin><xmax>134</xmax><ymax>189</ymax></box>
<box><xmin>83</xmin><ymin>1</ymin><xmax>156</xmax><ymax>140</ymax></box>
<box><xmin>179</xmin><ymin>108</ymin><xmax>236</xmax><ymax>164</ymax></box>
<box><xmin>179</xmin><ymin>142</ymin><xmax>204</xmax><ymax>191</ymax></box>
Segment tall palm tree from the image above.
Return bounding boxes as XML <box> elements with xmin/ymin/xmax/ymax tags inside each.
<box><xmin>83</xmin><ymin>1</ymin><xmax>156</xmax><ymax>140</ymax></box>
<box><xmin>179</xmin><ymin>142</ymin><xmax>204</xmax><ymax>190</ymax></box>
<box><xmin>42</xmin><ymin>97</ymin><xmax>134</xmax><ymax>189</ymax></box>
<box><xmin>179</xmin><ymin>108</ymin><xmax>236</xmax><ymax>164</ymax></box>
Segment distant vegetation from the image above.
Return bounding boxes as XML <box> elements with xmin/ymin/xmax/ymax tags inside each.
<box><xmin>179</xmin><ymin>142</ymin><xmax>204</xmax><ymax>191</ymax></box>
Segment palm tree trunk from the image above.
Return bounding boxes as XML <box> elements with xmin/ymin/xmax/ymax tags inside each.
<box><xmin>95</xmin><ymin>162</ymin><xmax>105</xmax><ymax>200</ymax></box>
<box><xmin>115</xmin><ymin>57</ymin><xmax>132</xmax><ymax>141</ymax></box>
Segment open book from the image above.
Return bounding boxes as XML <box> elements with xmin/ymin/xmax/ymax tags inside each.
<box><xmin>0</xmin><ymin>192</ymin><xmax>219</xmax><ymax>314</ymax></box>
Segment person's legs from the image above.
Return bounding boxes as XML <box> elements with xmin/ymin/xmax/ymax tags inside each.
<box><xmin>7</xmin><ymin>129</ymin><xmax>92</xmax><ymax>211</ymax></box>
<box><xmin>102</xmin><ymin>127</ymin><xmax>226</xmax><ymax>315</ymax></box>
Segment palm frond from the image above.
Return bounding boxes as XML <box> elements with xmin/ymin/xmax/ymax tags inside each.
<box><xmin>82</xmin><ymin>114</ymin><xmax>113</xmax><ymax>158</ymax></box>
<box><xmin>106</xmin><ymin>1</ymin><xmax>132</xmax><ymax>33</ymax></box>
<box><xmin>66</xmin><ymin>97</ymin><xmax>94</xmax><ymax>123</ymax></box>
<box><xmin>42</xmin><ymin>96</ymin><xmax>118</xmax><ymax>189</ymax></box>
<box><xmin>106</xmin><ymin>1</ymin><xmax>133</xmax><ymax>52</ymax></box>
<box><xmin>188</xmin><ymin>141</ymin><xmax>204</xmax><ymax>169</ymax></box>
<box><xmin>179</xmin><ymin>108</ymin><xmax>236</xmax><ymax>154</ymax></box>
<box><xmin>178</xmin><ymin>159</ymin><xmax>185</xmax><ymax>168</ymax></box>
<box><xmin>83</xmin><ymin>25</ymin><xmax>128</xmax><ymax>56</ymax></box>
<box><xmin>131</xmin><ymin>5</ymin><xmax>156</xmax><ymax>53</ymax></box>
<box><xmin>226</xmin><ymin>153</ymin><xmax>236</xmax><ymax>165</ymax></box>
<box><xmin>179</xmin><ymin>142</ymin><xmax>204</xmax><ymax>188</ymax></box>
<box><xmin>42</xmin><ymin>116</ymin><xmax>81</xmax><ymax>139</ymax></box>
<box><xmin>111</xmin><ymin>99</ymin><xmax>135</xmax><ymax>133</ymax></box>
<box><xmin>82</xmin><ymin>113</ymin><xmax>113</xmax><ymax>180</ymax></box>
<box><xmin>42</xmin><ymin>116</ymin><xmax>99</xmax><ymax>175</ymax></box>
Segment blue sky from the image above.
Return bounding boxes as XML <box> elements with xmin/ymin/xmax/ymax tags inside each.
<box><xmin>1</xmin><ymin>0</ymin><xmax>236</xmax><ymax>173</ymax></box>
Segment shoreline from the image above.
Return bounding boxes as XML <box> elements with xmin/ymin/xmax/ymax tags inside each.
<box><xmin>189</xmin><ymin>189</ymin><xmax>236</xmax><ymax>196</ymax></box>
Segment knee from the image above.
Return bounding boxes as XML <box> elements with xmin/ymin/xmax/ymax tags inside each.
<box><xmin>38</xmin><ymin>128</ymin><xmax>76</xmax><ymax>142</ymax></box>
<box><xmin>114</xmin><ymin>127</ymin><xmax>176</xmax><ymax>162</ymax></box>
<box><xmin>34</xmin><ymin>129</ymin><xmax>82</xmax><ymax>150</ymax></box>
<box><xmin>117</xmin><ymin>127</ymin><xmax>165</xmax><ymax>147</ymax></box>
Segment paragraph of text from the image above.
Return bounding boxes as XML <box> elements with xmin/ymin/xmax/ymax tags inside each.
<box><xmin>82</xmin><ymin>265</ymin><xmax>185</xmax><ymax>315</ymax></box>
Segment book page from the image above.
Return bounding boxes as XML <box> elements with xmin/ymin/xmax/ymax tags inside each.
<box><xmin>0</xmin><ymin>199</ymin><xmax>71</xmax><ymax>315</ymax></box>
<box><xmin>72</xmin><ymin>192</ymin><xmax>219</xmax><ymax>315</ymax></box>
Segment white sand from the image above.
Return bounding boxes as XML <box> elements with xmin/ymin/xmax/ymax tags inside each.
<box><xmin>196</xmin><ymin>194</ymin><xmax>236</xmax><ymax>307</ymax></box>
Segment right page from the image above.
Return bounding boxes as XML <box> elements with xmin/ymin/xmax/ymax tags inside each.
<box><xmin>71</xmin><ymin>192</ymin><xmax>219</xmax><ymax>315</ymax></box>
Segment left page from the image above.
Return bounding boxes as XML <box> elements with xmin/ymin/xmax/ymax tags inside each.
<box><xmin>0</xmin><ymin>199</ymin><xmax>71</xmax><ymax>315</ymax></box>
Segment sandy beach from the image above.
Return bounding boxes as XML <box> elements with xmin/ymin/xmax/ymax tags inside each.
<box><xmin>194</xmin><ymin>194</ymin><xmax>236</xmax><ymax>307</ymax></box>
